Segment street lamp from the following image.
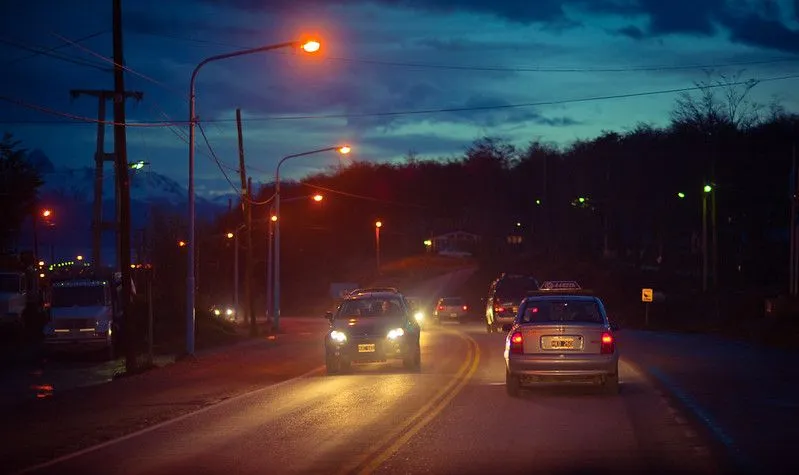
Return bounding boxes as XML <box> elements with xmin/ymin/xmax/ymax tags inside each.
<box><xmin>375</xmin><ymin>220</ymin><xmax>383</xmax><ymax>272</ymax></box>
<box><xmin>227</xmin><ymin>225</ymin><xmax>246</xmax><ymax>319</ymax></box>
<box><xmin>272</xmin><ymin>145</ymin><xmax>350</xmax><ymax>333</ymax></box>
<box><xmin>185</xmin><ymin>39</ymin><xmax>321</xmax><ymax>356</ymax></box>
<box><xmin>702</xmin><ymin>183</ymin><xmax>713</xmax><ymax>292</ymax></box>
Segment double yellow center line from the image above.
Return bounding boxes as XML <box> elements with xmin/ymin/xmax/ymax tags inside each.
<box><xmin>338</xmin><ymin>329</ymin><xmax>481</xmax><ymax>475</ymax></box>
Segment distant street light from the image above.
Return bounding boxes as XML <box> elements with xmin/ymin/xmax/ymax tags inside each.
<box><xmin>701</xmin><ymin>183</ymin><xmax>714</xmax><ymax>292</ymax></box>
<box><xmin>677</xmin><ymin>192</ymin><xmax>686</xmax><ymax>199</ymax></box>
<box><xmin>272</xmin><ymin>145</ymin><xmax>351</xmax><ymax>333</ymax></box>
<box><xmin>704</xmin><ymin>185</ymin><xmax>713</xmax><ymax>193</ymax></box>
<box><xmin>129</xmin><ymin>160</ymin><xmax>149</xmax><ymax>170</ymax></box>
<box><xmin>76</xmin><ymin>255</ymin><xmax>84</xmax><ymax>261</ymax></box>
<box><xmin>185</xmin><ymin>38</ymin><xmax>321</xmax><ymax>356</ymax></box>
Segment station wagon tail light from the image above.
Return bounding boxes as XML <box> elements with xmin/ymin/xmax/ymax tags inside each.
<box><xmin>509</xmin><ymin>331</ymin><xmax>524</xmax><ymax>354</ymax></box>
<box><xmin>438</xmin><ymin>305</ymin><xmax>444</xmax><ymax>311</ymax></box>
<box><xmin>462</xmin><ymin>305</ymin><xmax>468</xmax><ymax>311</ymax></box>
<box><xmin>600</xmin><ymin>332</ymin><xmax>615</xmax><ymax>354</ymax></box>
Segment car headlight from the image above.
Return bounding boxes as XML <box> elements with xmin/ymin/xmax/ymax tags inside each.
<box><xmin>387</xmin><ymin>328</ymin><xmax>405</xmax><ymax>339</ymax></box>
<box><xmin>414</xmin><ymin>311</ymin><xmax>424</xmax><ymax>323</ymax></box>
<box><xmin>225</xmin><ymin>308</ymin><xmax>234</xmax><ymax>316</ymax></box>
<box><xmin>213</xmin><ymin>309</ymin><xmax>221</xmax><ymax>316</ymax></box>
<box><xmin>330</xmin><ymin>330</ymin><xmax>347</xmax><ymax>343</ymax></box>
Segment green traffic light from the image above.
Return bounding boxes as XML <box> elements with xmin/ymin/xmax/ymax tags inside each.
<box><xmin>535</xmin><ymin>199</ymin><xmax>542</xmax><ymax>205</ymax></box>
<box><xmin>677</xmin><ymin>192</ymin><xmax>685</xmax><ymax>199</ymax></box>
<box><xmin>703</xmin><ymin>185</ymin><xmax>712</xmax><ymax>193</ymax></box>
<box><xmin>578</xmin><ymin>197</ymin><xmax>586</xmax><ymax>203</ymax></box>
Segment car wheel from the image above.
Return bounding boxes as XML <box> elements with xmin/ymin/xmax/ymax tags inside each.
<box><xmin>404</xmin><ymin>346</ymin><xmax>421</xmax><ymax>372</ymax></box>
<box><xmin>603</xmin><ymin>374</ymin><xmax>619</xmax><ymax>394</ymax></box>
<box><xmin>325</xmin><ymin>355</ymin><xmax>339</xmax><ymax>375</ymax></box>
<box><xmin>506</xmin><ymin>370</ymin><xmax>521</xmax><ymax>397</ymax></box>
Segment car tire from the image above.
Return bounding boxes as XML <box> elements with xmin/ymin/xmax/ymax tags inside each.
<box><xmin>325</xmin><ymin>355</ymin><xmax>339</xmax><ymax>375</ymax></box>
<box><xmin>603</xmin><ymin>374</ymin><xmax>619</xmax><ymax>394</ymax></box>
<box><xmin>404</xmin><ymin>346</ymin><xmax>421</xmax><ymax>372</ymax></box>
<box><xmin>506</xmin><ymin>370</ymin><xmax>521</xmax><ymax>397</ymax></box>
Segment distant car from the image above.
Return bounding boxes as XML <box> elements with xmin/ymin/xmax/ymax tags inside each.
<box><xmin>210</xmin><ymin>304</ymin><xmax>237</xmax><ymax>323</ymax></box>
<box><xmin>503</xmin><ymin>283</ymin><xmax>620</xmax><ymax>397</ymax></box>
<box><xmin>485</xmin><ymin>273</ymin><xmax>540</xmax><ymax>333</ymax></box>
<box><xmin>324</xmin><ymin>291</ymin><xmax>421</xmax><ymax>374</ymax></box>
<box><xmin>433</xmin><ymin>297</ymin><xmax>469</xmax><ymax>325</ymax></box>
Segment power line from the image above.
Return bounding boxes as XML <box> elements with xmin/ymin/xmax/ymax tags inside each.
<box><xmin>2</xmin><ymin>71</ymin><xmax>797</xmax><ymax>127</ymax></box>
<box><xmin>129</xmin><ymin>31</ymin><xmax>799</xmax><ymax>74</ymax></box>
<box><xmin>0</xmin><ymin>36</ymin><xmax>111</xmax><ymax>71</ymax></box>
<box><xmin>3</xmin><ymin>30</ymin><xmax>109</xmax><ymax>65</ymax></box>
<box><xmin>0</xmin><ymin>94</ymin><xmax>172</xmax><ymax>127</ymax></box>
<box><xmin>197</xmin><ymin>121</ymin><xmax>242</xmax><ymax>195</ymax></box>
<box><xmin>52</xmin><ymin>32</ymin><xmax>184</xmax><ymax>97</ymax></box>
<box><xmin>301</xmin><ymin>182</ymin><xmax>427</xmax><ymax>208</ymax></box>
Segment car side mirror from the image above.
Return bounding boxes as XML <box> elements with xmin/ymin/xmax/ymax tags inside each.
<box><xmin>324</xmin><ymin>311</ymin><xmax>334</xmax><ymax>321</ymax></box>
<box><xmin>502</xmin><ymin>323</ymin><xmax>513</xmax><ymax>332</ymax></box>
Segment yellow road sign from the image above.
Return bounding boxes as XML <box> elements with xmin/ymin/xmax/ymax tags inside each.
<box><xmin>641</xmin><ymin>288</ymin><xmax>653</xmax><ymax>302</ymax></box>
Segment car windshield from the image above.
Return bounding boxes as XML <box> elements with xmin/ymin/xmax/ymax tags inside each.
<box><xmin>520</xmin><ymin>300</ymin><xmax>603</xmax><ymax>324</ymax></box>
<box><xmin>51</xmin><ymin>285</ymin><xmax>106</xmax><ymax>307</ymax></box>
<box><xmin>441</xmin><ymin>297</ymin><xmax>463</xmax><ymax>306</ymax></box>
<box><xmin>337</xmin><ymin>297</ymin><xmax>405</xmax><ymax>318</ymax></box>
<box><xmin>496</xmin><ymin>277</ymin><xmax>539</xmax><ymax>300</ymax></box>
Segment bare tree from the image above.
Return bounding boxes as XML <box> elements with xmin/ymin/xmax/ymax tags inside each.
<box><xmin>671</xmin><ymin>70</ymin><xmax>763</xmax><ymax>131</ymax></box>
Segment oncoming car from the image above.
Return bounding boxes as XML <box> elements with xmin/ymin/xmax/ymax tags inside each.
<box><xmin>324</xmin><ymin>291</ymin><xmax>421</xmax><ymax>374</ymax></box>
<box><xmin>502</xmin><ymin>282</ymin><xmax>619</xmax><ymax>396</ymax></box>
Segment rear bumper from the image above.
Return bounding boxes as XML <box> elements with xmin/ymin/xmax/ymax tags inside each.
<box><xmin>507</xmin><ymin>353</ymin><xmax>618</xmax><ymax>378</ymax></box>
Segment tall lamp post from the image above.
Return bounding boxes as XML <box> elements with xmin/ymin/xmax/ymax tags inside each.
<box><xmin>702</xmin><ymin>184</ymin><xmax>712</xmax><ymax>292</ymax></box>
<box><xmin>185</xmin><ymin>39</ymin><xmax>321</xmax><ymax>356</ymax></box>
<box><xmin>375</xmin><ymin>220</ymin><xmax>382</xmax><ymax>272</ymax></box>
<box><xmin>273</xmin><ymin>146</ymin><xmax>350</xmax><ymax>333</ymax></box>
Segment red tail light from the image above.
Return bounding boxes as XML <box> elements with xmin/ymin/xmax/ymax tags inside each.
<box><xmin>600</xmin><ymin>332</ymin><xmax>615</xmax><ymax>354</ymax></box>
<box><xmin>509</xmin><ymin>331</ymin><xmax>524</xmax><ymax>354</ymax></box>
<box><xmin>437</xmin><ymin>305</ymin><xmax>444</xmax><ymax>311</ymax></box>
<box><xmin>462</xmin><ymin>305</ymin><xmax>468</xmax><ymax>311</ymax></box>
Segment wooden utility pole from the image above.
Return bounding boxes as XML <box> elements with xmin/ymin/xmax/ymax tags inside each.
<box><xmin>235</xmin><ymin>109</ymin><xmax>256</xmax><ymax>336</ymax></box>
<box><xmin>70</xmin><ymin>89</ymin><xmax>142</xmax><ymax>267</ymax></box>
<box><xmin>113</xmin><ymin>0</ymin><xmax>136</xmax><ymax>373</ymax></box>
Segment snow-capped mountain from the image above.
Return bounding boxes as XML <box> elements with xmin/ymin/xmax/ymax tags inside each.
<box><xmin>25</xmin><ymin>166</ymin><xmax>227</xmax><ymax>264</ymax></box>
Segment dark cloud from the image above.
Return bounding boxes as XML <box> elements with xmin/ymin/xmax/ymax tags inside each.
<box><xmin>720</xmin><ymin>12</ymin><xmax>799</xmax><ymax>54</ymax></box>
<box><xmin>616</xmin><ymin>25</ymin><xmax>645</xmax><ymax>40</ymax></box>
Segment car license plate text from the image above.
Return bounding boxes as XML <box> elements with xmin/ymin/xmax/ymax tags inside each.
<box><xmin>549</xmin><ymin>337</ymin><xmax>575</xmax><ymax>349</ymax></box>
<box><xmin>358</xmin><ymin>344</ymin><xmax>376</xmax><ymax>353</ymax></box>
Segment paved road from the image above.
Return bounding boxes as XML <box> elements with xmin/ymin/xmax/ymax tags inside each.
<box><xmin>10</xmin><ymin>321</ymin><xmax>719</xmax><ymax>475</ymax></box>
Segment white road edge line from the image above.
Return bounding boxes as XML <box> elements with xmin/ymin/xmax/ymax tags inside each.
<box><xmin>14</xmin><ymin>364</ymin><xmax>325</xmax><ymax>475</ymax></box>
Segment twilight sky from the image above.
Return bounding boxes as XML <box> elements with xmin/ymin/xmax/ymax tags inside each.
<box><xmin>2</xmin><ymin>0</ymin><xmax>798</xmax><ymax>199</ymax></box>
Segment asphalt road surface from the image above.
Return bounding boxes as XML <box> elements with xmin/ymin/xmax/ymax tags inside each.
<box><xmin>12</xmin><ymin>320</ymin><xmax>721</xmax><ymax>475</ymax></box>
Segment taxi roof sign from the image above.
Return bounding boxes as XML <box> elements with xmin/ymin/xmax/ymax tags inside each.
<box><xmin>538</xmin><ymin>280</ymin><xmax>582</xmax><ymax>291</ymax></box>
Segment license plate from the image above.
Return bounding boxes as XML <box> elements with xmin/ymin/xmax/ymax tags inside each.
<box><xmin>358</xmin><ymin>344</ymin><xmax>376</xmax><ymax>353</ymax></box>
<box><xmin>549</xmin><ymin>337</ymin><xmax>575</xmax><ymax>349</ymax></box>
<box><xmin>450</xmin><ymin>313</ymin><xmax>458</xmax><ymax>317</ymax></box>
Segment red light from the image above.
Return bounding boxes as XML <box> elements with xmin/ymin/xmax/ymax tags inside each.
<box><xmin>462</xmin><ymin>305</ymin><xmax>468</xmax><ymax>311</ymax></box>
<box><xmin>531</xmin><ymin>307</ymin><xmax>538</xmax><ymax>313</ymax></box>
<box><xmin>510</xmin><ymin>331</ymin><xmax>524</xmax><ymax>354</ymax></box>
<box><xmin>600</xmin><ymin>332</ymin><xmax>615</xmax><ymax>354</ymax></box>
<box><xmin>438</xmin><ymin>305</ymin><xmax>444</xmax><ymax>311</ymax></box>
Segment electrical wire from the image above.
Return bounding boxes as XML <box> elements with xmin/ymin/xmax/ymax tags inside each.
<box><xmin>0</xmin><ymin>94</ymin><xmax>173</xmax><ymax>127</ymax></box>
<box><xmin>0</xmin><ymin>36</ymin><xmax>111</xmax><ymax>71</ymax></box>
<box><xmin>197</xmin><ymin>121</ymin><xmax>242</xmax><ymax>195</ymax></box>
<box><xmin>3</xmin><ymin>30</ymin><xmax>109</xmax><ymax>66</ymax></box>
<box><xmin>2</xmin><ymin>70</ymin><xmax>797</xmax><ymax>127</ymax></box>
<box><xmin>130</xmin><ymin>31</ymin><xmax>799</xmax><ymax>74</ymax></box>
<box><xmin>301</xmin><ymin>182</ymin><xmax>427</xmax><ymax>208</ymax></box>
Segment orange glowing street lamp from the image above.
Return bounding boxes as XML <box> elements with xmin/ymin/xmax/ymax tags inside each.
<box><xmin>226</xmin><ymin>232</ymin><xmax>234</xmax><ymax>239</ymax></box>
<box><xmin>375</xmin><ymin>220</ymin><xmax>383</xmax><ymax>272</ymax></box>
<box><xmin>41</xmin><ymin>209</ymin><xmax>52</xmax><ymax>218</ymax></box>
<box><xmin>185</xmin><ymin>38</ymin><xmax>322</xmax><ymax>355</ymax></box>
